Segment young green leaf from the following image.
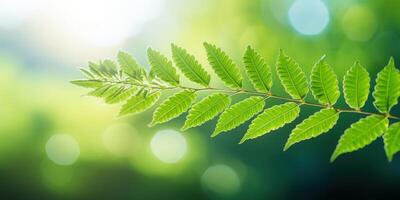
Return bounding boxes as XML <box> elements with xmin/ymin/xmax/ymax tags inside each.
<box><xmin>310</xmin><ymin>56</ymin><xmax>340</xmax><ymax>105</ymax></box>
<box><xmin>88</xmin><ymin>84</ymin><xmax>117</xmax><ymax>97</ymax></box>
<box><xmin>243</xmin><ymin>46</ymin><xmax>272</xmax><ymax>93</ymax></box>
<box><xmin>203</xmin><ymin>42</ymin><xmax>242</xmax><ymax>89</ymax></box>
<box><xmin>101</xmin><ymin>59</ymin><xmax>118</xmax><ymax>77</ymax></box>
<box><xmin>70</xmin><ymin>80</ymin><xmax>103</xmax><ymax>88</ymax></box>
<box><xmin>171</xmin><ymin>44</ymin><xmax>210</xmax><ymax>87</ymax></box>
<box><xmin>372</xmin><ymin>57</ymin><xmax>400</xmax><ymax>113</ymax></box>
<box><xmin>276</xmin><ymin>49</ymin><xmax>309</xmax><ymax>99</ymax></box>
<box><xmin>182</xmin><ymin>93</ymin><xmax>231</xmax><ymax>131</ymax></box>
<box><xmin>147</xmin><ymin>48</ymin><xmax>180</xmax><ymax>86</ymax></box>
<box><xmin>284</xmin><ymin>108</ymin><xmax>339</xmax><ymax>150</ymax></box>
<box><xmin>117</xmin><ymin>51</ymin><xmax>143</xmax><ymax>80</ymax></box>
<box><xmin>105</xmin><ymin>86</ymin><xmax>137</xmax><ymax>104</ymax></box>
<box><xmin>80</xmin><ymin>68</ymin><xmax>95</xmax><ymax>79</ymax></box>
<box><xmin>119</xmin><ymin>91</ymin><xmax>161</xmax><ymax>116</ymax></box>
<box><xmin>331</xmin><ymin>115</ymin><xmax>388</xmax><ymax>162</ymax></box>
<box><xmin>343</xmin><ymin>61</ymin><xmax>370</xmax><ymax>110</ymax></box>
<box><xmin>212</xmin><ymin>96</ymin><xmax>265</xmax><ymax>137</ymax></box>
<box><xmin>241</xmin><ymin>102</ymin><xmax>300</xmax><ymax>143</ymax></box>
<box><xmin>383</xmin><ymin>122</ymin><xmax>400</xmax><ymax>162</ymax></box>
<box><xmin>150</xmin><ymin>90</ymin><xmax>197</xmax><ymax>126</ymax></box>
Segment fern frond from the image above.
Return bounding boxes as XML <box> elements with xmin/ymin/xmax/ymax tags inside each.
<box><xmin>284</xmin><ymin>108</ymin><xmax>339</xmax><ymax>150</ymax></box>
<box><xmin>150</xmin><ymin>90</ymin><xmax>197</xmax><ymax>126</ymax></box>
<box><xmin>182</xmin><ymin>93</ymin><xmax>231</xmax><ymax>131</ymax></box>
<box><xmin>204</xmin><ymin>42</ymin><xmax>242</xmax><ymax>89</ymax></box>
<box><xmin>241</xmin><ymin>102</ymin><xmax>300</xmax><ymax>143</ymax></box>
<box><xmin>310</xmin><ymin>56</ymin><xmax>340</xmax><ymax>105</ymax></box>
<box><xmin>331</xmin><ymin>115</ymin><xmax>388</xmax><ymax>162</ymax></box>
<box><xmin>72</xmin><ymin>43</ymin><xmax>400</xmax><ymax>163</ymax></box>
<box><xmin>212</xmin><ymin>96</ymin><xmax>265</xmax><ymax>137</ymax></box>
<box><xmin>343</xmin><ymin>61</ymin><xmax>370</xmax><ymax>110</ymax></box>
<box><xmin>243</xmin><ymin>46</ymin><xmax>272</xmax><ymax>93</ymax></box>
<box><xmin>171</xmin><ymin>43</ymin><xmax>210</xmax><ymax>87</ymax></box>
<box><xmin>372</xmin><ymin>57</ymin><xmax>400</xmax><ymax>113</ymax></box>
<box><xmin>383</xmin><ymin>122</ymin><xmax>400</xmax><ymax>161</ymax></box>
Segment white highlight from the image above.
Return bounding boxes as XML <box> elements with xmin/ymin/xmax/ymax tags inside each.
<box><xmin>45</xmin><ymin>134</ymin><xmax>80</xmax><ymax>166</ymax></box>
<box><xmin>201</xmin><ymin>164</ymin><xmax>240</xmax><ymax>195</ymax></box>
<box><xmin>150</xmin><ymin>130</ymin><xmax>187</xmax><ymax>164</ymax></box>
<box><xmin>0</xmin><ymin>0</ymin><xmax>164</xmax><ymax>46</ymax></box>
<box><xmin>288</xmin><ymin>0</ymin><xmax>329</xmax><ymax>35</ymax></box>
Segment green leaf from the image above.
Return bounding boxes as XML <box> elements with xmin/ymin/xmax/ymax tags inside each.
<box><xmin>147</xmin><ymin>48</ymin><xmax>180</xmax><ymax>86</ymax></box>
<box><xmin>372</xmin><ymin>57</ymin><xmax>400</xmax><ymax>113</ymax></box>
<box><xmin>150</xmin><ymin>90</ymin><xmax>197</xmax><ymax>126</ymax></box>
<box><xmin>80</xmin><ymin>68</ymin><xmax>95</xmax><ymax>79</ymax></box>
<box><xmin>182</xmin><ymin>93</ymin><xmax>231</xmax><ymax>131</ymax></box>
<box><xmin>119</xmin><ymin>91</ymin><xmax>161</xmax><ymax>116</ymax></box>
<box><xmin>331</xmin><ymin>115</ymin><xmax>388</xmax><ymax>162</ymax></box>
<box><xmin>383</xmin><ymin>122</ymin><xmax>400</xmax><ymax>161</ymax></box>
<box><xmin>70</xmin><ymin>80</ymin><xmax>103</xmax><ymax>88</ymax></box>
<box><xmin>310</xmin><ymin>56</ymin><xmax>340</xmax><ymax>105</ymax></box>
<box><xmin>88</xmin><ymin>84</ymin><xmax>117</xmax><ymax>97</ymax></box>
<box><xmin>284</xmin><ymin>108</ymin><xmax>339</xmax><ymax>150</ymax></box>
<box><xmin>241</xmin><ymin>102</ymin><xmax>300</xmax><ymax>143</ymax></box>
<box><xmin>276</xmin><ymin>50</ymin><xmax>308</xmax><ymax>99</ymax></box>
<box><xmin>203</xmin><ymin>42</ymin><xmax>242</xmax><ymax>89</ymax></box>
<box><xmin>171</xmin><ymin>44</ymin><xmax>210</xmax><ymax>86</ymax></box>
<box><xmin>101</xmin><ymin>59</ymin><xmax>118</xmax><ymax>77</ymax></box>
<box><xmin>243</xmin><ymin>46</ymin><xmax>272</xmax><ymax>93</ymax></box>
<box><xmin>88</xmin><ymin>62</ymin><xmax>103</xmax><ymax>78</ymax></box>
<box><xmin>212</xmin><ymin>96</ymin><xmax>265</xmax><ymax>137</ymax></box>
<box><xmin>343</xmin><ymin>61</ymin><xmax>370</xmax><ymax>110</ymax></box>
<box><xmin>117</xmin><ymin>51</ymin><xmax>143</xmax><ymax>80</ymax></box>
<box><xmin>105</xmin><ymin>86</ymin><xmax>137</xmax><ymax>104</ymax></box>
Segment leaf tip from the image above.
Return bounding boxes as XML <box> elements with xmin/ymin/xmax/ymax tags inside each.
<box><xmin>239</xmin><ymin>137</ymin><xmax>247</xmax><ymax>144</ymax></box>
<box><xmin>283</xmin><ymin>142</ymin><xmax>291</xmax><ymax>151</ymax></box>
<box><xmin>388</xmin><ymin>56</ymin><xmax>395</xmax><ymax>66</ymax></box>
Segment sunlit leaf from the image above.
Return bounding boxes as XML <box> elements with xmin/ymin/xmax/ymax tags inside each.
<box><xmin>243</xmin><ymin>46</ymin><xmax>272</xmax><ymax>93</ymax></box>
<box><xmin>150</xmin><ymin>90</ymin><xmax>197</xmax><ymax>126</ymax></box>
<box><xmin>171</xmin><ymin>43</ymin><xmax>210</xmax><ymax>86</ymax></box>
<box><xmin>343</xmin><ymin>61</ymin><xmax>370</xmax><ymax>110</ymax></box>
<box><xmin>117</xmin><ymin>51</ymin><xmax>143</xmax><ymax>80</ymax></box>
<box><xmin>331</xmin><ymin>115</ymin><xmax>388</xmax><ymax>162</ymax></box>
<box><xmin>212</xmin><ymin>96</ymin><xmax>265</xmax><ymax>137</ymax></box>
<box><xmin>119</xmin><ymin>91</ymin><xmax>161</xmax><ymax>116</ymax></box>
<box><xmin>372</xmin><ymin>57</ymin><xmax>400</xmax><ymax>113</ymax></box>
<box><xmin>147</xmin><ymin>48</ymin><xmax>180</xmax><ymax>86</ymax></box>
<box><xmin>383</xmin><ymin>122</ymin><xmax>400</xmax><ymax>161</ymax></box>
<box><xmin>204</xmin><ymin>42</ymin><xmax>242</xmax><ymax>89</ymax></box>
<box><xmin>284</xmin><ymin>108</ymin><xmax>339</xmax><ymax>150</ymax></box>
<box><xmin>241</xmin><ymin>102</ymin><xmax>300</xmax><ymax>143</ymax></box>
<box><xmin>276</xmin><ymin>49</ymin><xmax>308</xmax><ymax>99</ymax></box>
<box><xmin>310</xmin><ymin>56</ymin><xmax>340</xmax><ymax>105</ymax></box>
<box><xmin>70</xmin><ymin>80</ymin><xmax>103</xmax><ymax>88</ymax></box>
<box><xmin>182</xmin><ymin>93</ymin><xmax>231</xmax><ymax>131</ymax></box>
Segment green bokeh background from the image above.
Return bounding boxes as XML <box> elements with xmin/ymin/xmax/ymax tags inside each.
<box><xmin>1</xmin><ymin>0</ymin><xmax>400</xmax><ymax>199</ymax></box>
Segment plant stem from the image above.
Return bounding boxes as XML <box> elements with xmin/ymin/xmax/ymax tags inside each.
<box><xmin>104</xmin><ymin>79</ymin><xmax>400</xmax><ymax>120</ymax></box>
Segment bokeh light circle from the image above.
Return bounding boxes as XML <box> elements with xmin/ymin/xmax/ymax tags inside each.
<box><xmin>102</xmin><ymin>123</ymin><xmax>140</xmax><ymax>157</ymax></box>
<box><xmin>342</xmin><ymin>5</ymin><xmax>378</xmax><ymax>42</ymax></box>
<box><xmin>45</xmin><ymin>134</ymin><xmax>80</xmax><ymax>166</ymax></box>
<box><xmin>288</xmin><ymin>0</ymin><xmax>329</xmax><ymax>35</ymax></box>
<box><xmin>150</xmin><ymin>130</ymin><xmax>187</xmax><ymax>164</ymax></box>
<box><xmin>201</xmin><ymin>165</ymin><xmax>240</xmax><ymax>195</ymax></box>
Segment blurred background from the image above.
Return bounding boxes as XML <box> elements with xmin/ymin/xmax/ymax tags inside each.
<box><xmin>1</xmin><ymin>0</ymin><xmax>400</xmax><ymax>199</ymax></box>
